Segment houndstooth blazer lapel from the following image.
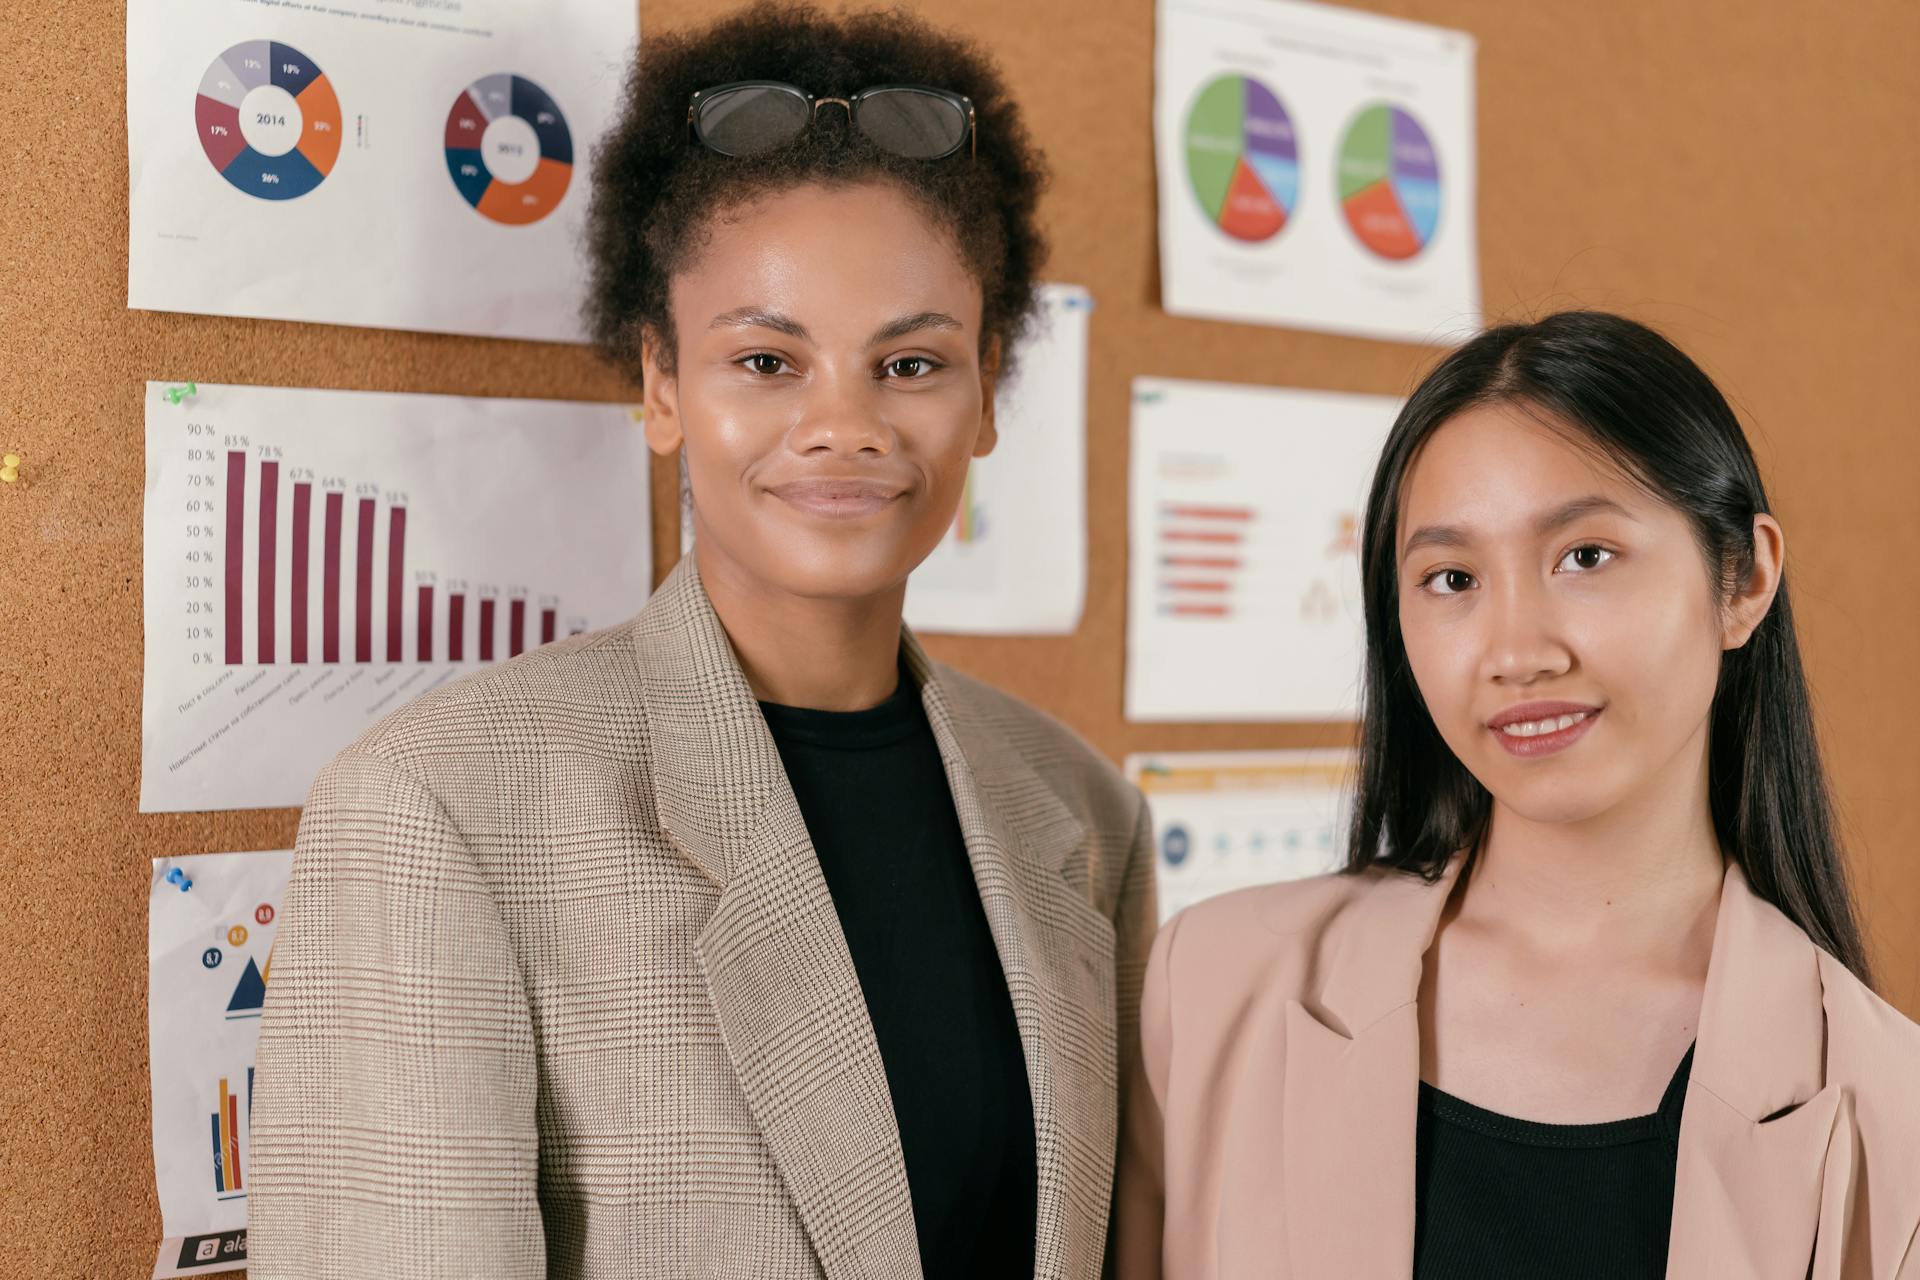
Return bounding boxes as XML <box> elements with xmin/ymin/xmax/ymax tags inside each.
<box><xmin>905</xmin><ymin>634</ymin><xmax>1120</xmax><ymax>1280</ymax></box>
<box><xmin>635</xmin><ymin>559</ymin><xmax>922</xmax><ymax>1279</ymax></box>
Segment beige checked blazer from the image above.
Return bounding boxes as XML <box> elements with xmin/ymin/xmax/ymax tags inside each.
<box><xmin>249</xmin><ymin>557</ymin><xmax>1157</xmax><ymax>1280</ymax></box>
<box><xmin>1114</xmin><ymin>858</ymin><xmax>1920</xmax><ymax>1279</ymax></box>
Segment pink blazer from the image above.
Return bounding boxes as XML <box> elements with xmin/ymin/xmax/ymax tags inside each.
<box><xmin>1114</xmin><ymin>860</ymin><xmax>1920</xmax><ymax>1278</ymax></box>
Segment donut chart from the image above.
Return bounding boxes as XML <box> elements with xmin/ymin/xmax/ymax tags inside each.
<box><xmin>196</xmin><ymin>41</ymin><xmax>340</xmax><ymax>200</ymax></box>
<box><xmin>1337</xmin><ymin>104</ymin><xmax>1440</xmax><ymax>261</ymax></box>
<box><xmin>1184</xmin><ymin>74</ymin><xmax>1298</xmax><ymax>243</ymax></box>
<box><xmin>445</xmin><ymin>75</ymin><xmax>573</xmax><ymax>226</ymax></box>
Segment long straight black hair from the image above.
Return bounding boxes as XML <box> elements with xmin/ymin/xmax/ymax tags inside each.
<box><xmin>1345</xmin><ymin>310</ymin><xmax>1872</xmax><ymax>985</ymax></box>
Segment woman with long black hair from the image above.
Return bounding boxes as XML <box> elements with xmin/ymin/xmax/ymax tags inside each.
<box><xmin>1116</xmin><ymin>311</ymin><xmax>1920</xmax><ymax>1278</ymax></box>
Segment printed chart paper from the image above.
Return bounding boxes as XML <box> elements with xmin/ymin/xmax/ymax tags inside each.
<box><xmin>905</xmin><ymin>283</ymin><xmax>1092</xmax><ymax>635</ymax></box>
<box><xmin>1126</xmin><ymin>378</ymin><xmax>1396</xmax><ymax>721</ymax></box>
<box><xmin>149</xmin><ymin>848</ymin><xmax>292</xmax><ymax>1278</ymax></box>
<box><xmin>127</xmin><ymin>0</ymin><xmax>637</xmax><ymax>340</ymax></box>
<box><xmin>1156</xmin><ymin>0</ymin><xmax>1478</xmax><ymax>343</ymax></box>
<box><xmin>1127</xmin><ymin>750</ymin><xmax>1353</xmax><ymax>922</ymax></box>
<box><xmin>141</xmin><ymin>382</ymin><xmax>653</xmax><ymax>812</ymax></box>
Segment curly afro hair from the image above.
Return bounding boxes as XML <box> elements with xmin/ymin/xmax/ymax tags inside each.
<box><xmin>584</xmin><ymin>2</ymin><xmax>1050</xmax><ymax>385</ymax></box>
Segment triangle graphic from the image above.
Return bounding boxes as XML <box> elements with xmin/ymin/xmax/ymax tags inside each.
<box><xmin>227</xmin><ymin>957</ymin><xmax>266</xmax><ymax>1015</ymax></box>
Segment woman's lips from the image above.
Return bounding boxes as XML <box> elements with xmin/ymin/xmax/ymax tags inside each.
<box><xmin>765</xmin><ymin>479</ymin><xmax>906</xmax><ymax>520</ymax></box>
<box><xmin>1487</xmin><ymin>702</ymin><xmax>1603</xmax><ymax>759</ymax></box>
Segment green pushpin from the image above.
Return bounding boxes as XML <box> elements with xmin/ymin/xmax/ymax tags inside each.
<box><xmin>165</xmin><ymin>381</ymin><xmax>198</xmax><ymax>405</ymax></box>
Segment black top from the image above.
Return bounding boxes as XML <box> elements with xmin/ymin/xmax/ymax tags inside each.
<box><xmin>1414</xmin><ymin>1045</ymin><xmax>1695</xmax><ymax>1279</ymax></box>
<box><xmin>759</xmin><ymin>671</ymin><xmax>1036</xmax><ymax>1280</ymax></box>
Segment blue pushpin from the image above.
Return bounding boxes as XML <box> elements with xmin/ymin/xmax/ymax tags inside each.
<box><xmin>165</xmin><ymin>866</ymin><xmax>193</xmax><ymax>892</ymax></box>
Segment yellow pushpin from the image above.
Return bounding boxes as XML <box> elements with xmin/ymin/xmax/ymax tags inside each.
<box><xmin>0</xmin><ymin>453</ymin><xmax>20</xmax><ymax>484</ymax></box>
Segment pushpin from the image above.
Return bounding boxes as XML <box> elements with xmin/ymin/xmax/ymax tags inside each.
<box><xmin>0</xmin><ymin>454</ymin><xmax>18</xmax><ymax>484</ymax></box>
<box><xmin>164</xmin><ymin>382</ymin><xmax>198</xmax><ymax>405</ymax></box>
<box><xmin>165</xmin><ymin>866</ymin><xmax>194</xmax><ymax>892</ymax></box>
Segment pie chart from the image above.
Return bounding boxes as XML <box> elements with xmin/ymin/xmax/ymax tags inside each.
<box><xmin>1337</xmin><ymin>104</ymin><xmax>1440</xmax><ymax>261</ymax></box>
<box><xmin>445</xmin><ymin>75</ymin><xmax>573</xmax><ymax>226</ymax></box>
<box><xmin>1184</xmin><ymin>74</ymin><xmax>1298</xmax><ymax>243</ymax></box>
<box><xmin>196</xmin><ymin>41</ymin><xmax>341</xmax><ymax>200</ymax></box>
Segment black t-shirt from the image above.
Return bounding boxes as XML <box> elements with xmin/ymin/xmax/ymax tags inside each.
<box><xmin>759</xmin><ymin>672</ymin><xmax>1037</xmax><ymax>1280</ymax></box>
<box><xmin>1414</xmin><ymin>1044</ymin><xmax>1695</xmax><ymax>1278</ymax></box>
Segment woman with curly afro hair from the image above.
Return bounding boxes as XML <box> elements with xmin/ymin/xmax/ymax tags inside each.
<box><xmin>248</xmin><ymin>6</ymin><xmax>1156</xmax><ymax>1280</ymax></box>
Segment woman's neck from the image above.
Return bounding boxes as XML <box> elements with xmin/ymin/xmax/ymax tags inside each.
<box><xmin>1464</xmin><ymin>739</ymin><xmax>1725</xmax><ymax>961</ymax></box>
<box><xmin>694</xmin><ymin>540</ymin><xmax>906</xmax><ymax>712</ymax></box>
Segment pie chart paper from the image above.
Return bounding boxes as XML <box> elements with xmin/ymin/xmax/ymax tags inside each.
<box><xmin>129</xmin><ymin>0</ymin><xmax>637</xmax><ymax>342</ymax></box>
<box><xmin>1155</xmin><ymin>0</ymin><xmax>1478</xmax><ymax>344</ymax></box>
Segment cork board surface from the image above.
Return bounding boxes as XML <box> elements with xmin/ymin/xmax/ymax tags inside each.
<box><xmin>2</xmin><ymin>0</ymin><xmax>1915</xmax><ymax>1274</ymax></box>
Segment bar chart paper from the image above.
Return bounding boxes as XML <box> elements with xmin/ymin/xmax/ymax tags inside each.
<box><xmin>1125</xmin><ymin>378</ymin><xmax>1397</xmax><ymax>721</ymax></box>
<box><xmin>141</xmin><ymin>381</ymin><xmax>652</xmax><ymax>812</ymax></box>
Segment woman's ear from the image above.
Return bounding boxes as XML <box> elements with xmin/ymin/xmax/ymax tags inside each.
<box><xmin>639</xmin><ymin>328</ymin><xmax>684</xmax><ymax>457</ymax></box>
<box><xmin>1723</xmin><ymin>512</ymin><xmax>1785</xmax><ymax>650</ymax></box>
<box><xmin>973</xmin><ymin>335</ymin><xmax>1001</xmax><ymax>459</ymax></box>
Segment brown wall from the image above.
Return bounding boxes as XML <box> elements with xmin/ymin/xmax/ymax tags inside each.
<box><xmin>3</xmin><ymin>0</ymin><xmax>1915</xmax><ymax>1273</ymax></box>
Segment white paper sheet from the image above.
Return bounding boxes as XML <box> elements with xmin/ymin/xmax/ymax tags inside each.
<box><xmin>905</xmin><ymin>283</ymin><xmax>1091</xmax><ymax>635</ymax></box>
<box><xmin>149</xmin><ymin>848</ymin><xmax>293</xmax><ymax>1278</ymax></box>
<box><xmin>127</xmin><ymin>0</ymin><xmax>636</xmax><ymax>341</ymax></box>
<box><xmin>140</xmin><ymin>381</ymin><xmax>653</xmax><ymax>812</ymax></box>
<box><xmin>1127</xmin><ymin>749</ymin><xmax>1353</xmax><ymax>922</ymax></box>
<box><xmin>1126</xmin><ymin>378</ymin><xmax>1396</xmax><ymax>721</ymax></box>
<box><xmin>1155</xmin><ymin>0</ymin><xmax>1478</xmax><ymax>343</ymax></box>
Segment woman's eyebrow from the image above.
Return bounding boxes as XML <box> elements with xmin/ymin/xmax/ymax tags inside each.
<box><xmin>708</xmin><ymin>307</ymin><xmax>811</xmax><ymax>339</ymax></box>
<box><xmin>1400</xmin><ymin>496</ymin><xmax>1638</xmax><ymax>561</ymax></box>
<box><xmin>866</xmin><ymin>310</ymin><xmax>962</xmax><ymax>346</ymax></box>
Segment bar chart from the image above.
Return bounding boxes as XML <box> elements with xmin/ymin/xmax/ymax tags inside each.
<box><xmin>209</xmin><ymin>444</ymin><xmax>579</xmax><ymax>668</ymax></box>
<box><xmin>143</xmin><ymin>382</ymin><xmax>653</xmax><ymax>812</ymax></box>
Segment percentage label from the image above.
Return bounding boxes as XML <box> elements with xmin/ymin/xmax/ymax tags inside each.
<box><xmin>210</xmin><ymin>125</ymin><xmax>230</xmax><ymax>137</ymax></box>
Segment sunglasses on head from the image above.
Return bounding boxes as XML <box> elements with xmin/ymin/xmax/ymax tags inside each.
<box><xmin>688</xmin><ymin>80</ymin><xmax>976</xmax><ymax>160</ymax></box>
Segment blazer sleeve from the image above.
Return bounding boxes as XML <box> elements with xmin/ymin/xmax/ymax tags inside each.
<box><xmin>1110</xmin><ymin>904</ymin><xmax>1182</xmax><ymax>1280</ymax></box>
<box><xmin>247</xmin><ymin>748</ymin><xmax>544</xmax><ymax>1280</ymax></box>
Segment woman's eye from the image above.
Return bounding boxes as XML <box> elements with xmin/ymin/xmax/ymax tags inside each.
<box><xmin>743</xmin><ymin>354</ymin><xmax>787</xmax><ymax>376</ymax></box>
<box><xmin>1423</xmin><ymin>569</ymin><xmax>1476</xmax><ymax>595</ymax></box>
<box><xmin>884</xmin><ymin>356</ymin><xmax>934</xmax><ymax>378</ymax></box>
<box><xmin>1557</xmin><ymin>545</ymin><xmax>1615</xmax><ymax>573</ymax></box>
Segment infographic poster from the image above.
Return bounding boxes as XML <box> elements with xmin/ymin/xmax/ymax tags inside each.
<box><xmin>1125</xmin><ymin>378</ymin><xmax>1397</xmax><ymax>722</ymax></box>
<box><xmin>1156</xmin><ymin>0</ymin><xmax>1478</xmax><ymax>343</ymax></box>
<box><xmin>140</xmin><ymin>382</ymin><xmax>653</xmax><ymax>813</ymax></box>
<box><xmin>148</xmin><ymin>849</ymin><xmax>293</xmax><ymax>1278</ymax></box>
<box><xmin>127</xmin><ymin>0</ymin><xmax>638</xmax><ymax>340</ymax></box>
<box><xmin>905</xmin><ymin>283</ymin><xmax>1091</xmax><ymax>635</ymax></box>
<box><xmin>1127</xmin><ymin>750</ymin><xmax>1353</xmax><ymax>922</ymax></box>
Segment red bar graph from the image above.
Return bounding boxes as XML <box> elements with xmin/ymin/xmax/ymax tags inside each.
<box><xmin>448</xmin><ymin>593</ymin><xmax>465</xmax><ymax>662</ymax></box>
<box><xmin>207</xmin><ymin>452</ymin><xmax>582</xmax><ymax>671</ymax></box>
<box><xmin>418</xmin><ymin>585</ymin><xmax>433</xmax><ymax>662</ymax></box>
<box><xmin>291</xmin><ymin>482</ymin><xmax>311</xmax><ymax>663</ymax></box>
<box><xmin>258</xmin><ymin>461</ymin><xmax>278</xmax><ymax>664</ymax></box>
<box><xmin>323</xmin><ymin>492</ymin><xmax>343</xmax><ymax>663</ymax></box>
<box><xmin>355</xmin><ymin>498</ymin><xmax>375</xmax><ymax>663</ymax></box>
<box><xmin>225</xmin><ymin>451</ymin><xmax>246</xmax><ymax>664</ymax></box>
<box><xmin>387</xmin><ymin>508</ymin><xmax>407</xmax><ymax>663</ymax></box>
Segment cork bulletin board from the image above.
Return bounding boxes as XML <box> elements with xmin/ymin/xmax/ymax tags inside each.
<box><xmin>3</xmin><ymin>0</ymin><xmax>1916</xmax><ymax>1274</ymax></box>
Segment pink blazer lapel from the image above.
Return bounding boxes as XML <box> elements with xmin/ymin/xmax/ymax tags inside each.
<box><xmin>1668</xmin><ymin>864</ymin><xmax>1847</xmax><ymax>1279</ymax></box>
<box><xmin>1278</xmin><ymin>861</ymin><xmax>1461</xmax><ymax>1278</ymax></box>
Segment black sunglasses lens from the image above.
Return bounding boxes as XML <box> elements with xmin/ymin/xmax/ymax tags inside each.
<box><xmin>856</xmin><ymin>89</ymin><xmax>968</xmax><ymax>159</ymax></box>
<box><xmin>696</xmin><ymin>85</ymin><xmax>810</xmax><ymax>156</ymax></box>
